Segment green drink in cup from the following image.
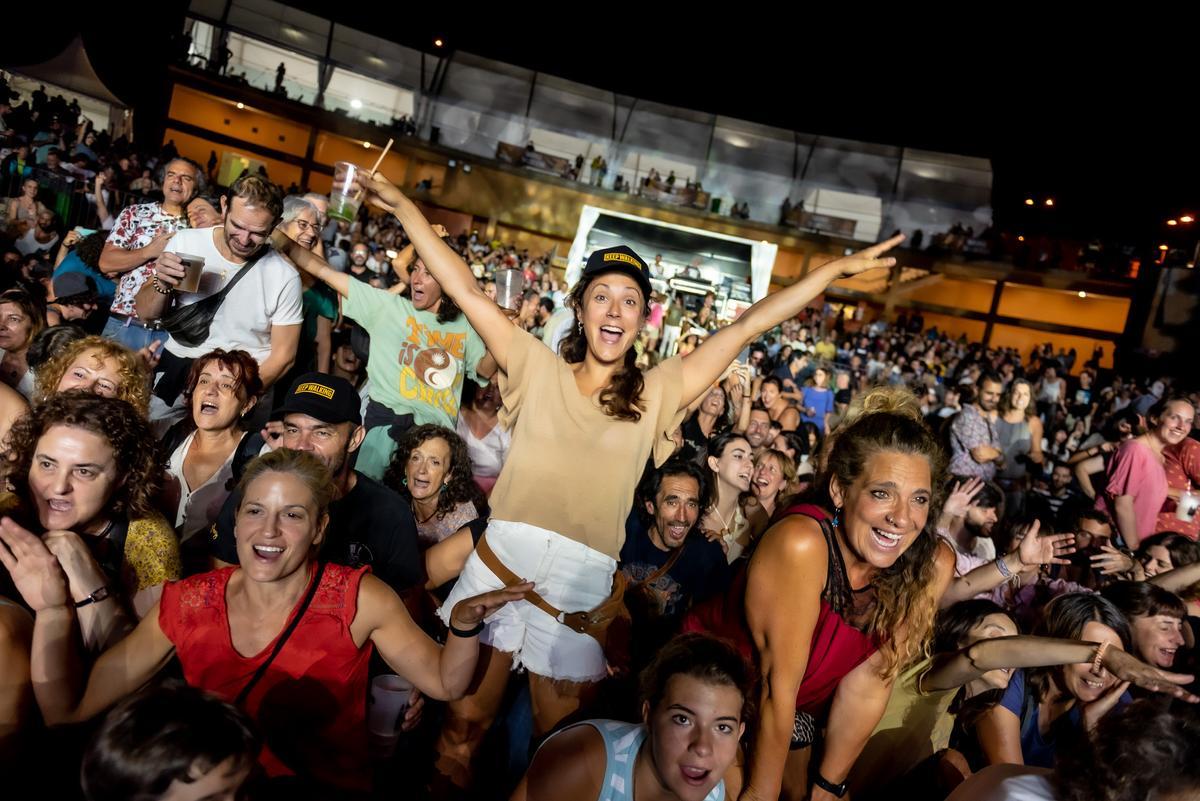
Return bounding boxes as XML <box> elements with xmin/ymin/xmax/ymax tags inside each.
<box><xmin>327</xmin><ymin>161</ymin><xmax>362</xmax><ymax>223</ymax></box>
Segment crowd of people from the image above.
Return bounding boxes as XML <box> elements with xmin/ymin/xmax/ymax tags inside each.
<box><xmin>2</xmin><ymin>82</ymin><xmax>1200</xmax><ymax>801</ymax></box>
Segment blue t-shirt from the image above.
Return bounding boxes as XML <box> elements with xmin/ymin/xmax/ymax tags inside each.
<box><xmin>53</xmin><ymin>250</ymin><xmax>116</xmax><ymax>307</ymax></box>
<box><xmin>999</xmin><ymin>668</ymin><xmax>1131</xmax><ymax>769</ymax></box>
<box><xmin>801</xmin><ymin>386</ymin><xmax>835</xmax><ymax>432</ymax></box>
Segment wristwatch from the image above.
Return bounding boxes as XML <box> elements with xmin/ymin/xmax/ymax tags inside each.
<box><xmin>813</xmin><ymin>771</ymin><xmax>848</xmax><ymax>798</ymax></box>
<box><xmin>74</xmin><ymin>585</ymin><xmax>112</xmax><ymax>609</ymax></box>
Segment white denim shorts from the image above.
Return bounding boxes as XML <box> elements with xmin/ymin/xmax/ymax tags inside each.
<box><xmin>437</xmin><ymin>519</ymin><xmax>617</xmax><ymax>683</ymax></box>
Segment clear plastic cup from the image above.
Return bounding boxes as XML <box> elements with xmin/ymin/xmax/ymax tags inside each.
<box><xmin>494</xmin><ymin>269</ymin><xmax>525</xmax><ymax>311</ymax></box>
<box><xmin>327</xmin><ymin>161</ymin><xmax>362</xmax><ymax>222</ymax></box>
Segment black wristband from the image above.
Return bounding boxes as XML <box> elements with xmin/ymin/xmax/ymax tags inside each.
<box><xmin>813</xmin><ymin>771</ymin><xmax>848</xmax><ymax>798</ymax></box>
<box><xmin>450</xmin><ymin>620</ymin><xmax>484</xmax><ymax>638</ymax></box>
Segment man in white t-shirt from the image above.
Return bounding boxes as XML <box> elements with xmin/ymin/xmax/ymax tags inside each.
<box><xmin>135</xmin><ymin>174</ymin><xmax>302</xmax><ymax>420</ymax></box>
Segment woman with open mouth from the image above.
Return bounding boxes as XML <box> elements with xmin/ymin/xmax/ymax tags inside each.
<box><xmin>0</xmin><ymin>392</ymin><xmax>179</xmax><ymax>651</ymax></box>
<box><xmin>350</xmin><ymin>167</ymin><xmax>902</xmax><ymax>796</ymax></box>
<box><xmin>160</xmin><ymin>349</ymin><xmax>263</xmax><ymax>571</ymax></box>
<box><xmin>700</xmin><ymin>433</ymin><xmax>755</xmax><ymax>564</ymax></box>
<box><xmin>0</xmin><ymin>448</ymin><xmax>528</xmax><ymax>798</ymax></box>
<box><xmin>686</xmin><ymin>390</ymin><xmax>957</xmax><ymax>801</ymax></box>
<box><xmin>514</xmin><ymin>633</ymin><xmax>751</xmax><ymax>801</ymax></box>
<box><xmin>386</xmin><ymin>424</ymin><xmax>486</xmax><ymax>548</ymax></box>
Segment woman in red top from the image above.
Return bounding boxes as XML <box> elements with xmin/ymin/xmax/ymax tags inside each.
<box><xmin>687</xmin><ymin>394</ymin><xmax>955</xmax><ymax>801</ymax></box>
<box><xmin>0</xmin><ymin>449</ymin><xmax>528</xmax><ymax>798</ymax></box>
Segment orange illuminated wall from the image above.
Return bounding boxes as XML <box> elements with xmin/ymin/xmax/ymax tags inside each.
<box><xmin>989</xmin><ymin>324</ymin><xmax>1115</xmax><ymax>370</ymax></box>
<box><xmin>168</xmin><ymin>86</ymin><xmax>310</xmax><ymax>158</ymax></box>
<box><xmin>312</xmin><ymin>132</ymin><xmax>410</xmax><ymax>179</ymax></box>
<box><xmin>164</xmin><ymin>127</ymin><xmax>303</xmax><ymax>190</ymax></box>
<box><xmin>913</xmin><ymin>312</ymin><xmax>987</xmax><ymax>343</ymax></box>
<box><xmin>996</xmin><ymin>285</ymin><xmax>1129</xmax><ymax>334</ymax></box>
<box><xmin>493</xmin><ymin>225</ymin><xmax>570</xmax><ymax>257</ymax></box>
<box><xmin>904</xmin><ymin>277</ymin><xmax>997</xmax><ymax>313</ymax></box>
<box><xmin>771</xmin><ymin>248</ymin><xmax>807</xmax><ymax>282</ymax></box>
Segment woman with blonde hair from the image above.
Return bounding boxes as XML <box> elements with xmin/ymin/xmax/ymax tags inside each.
<box><xmin>33</xmin><ymin>335</ymin><xmax>150</xmax><ymax>415</ymax></box>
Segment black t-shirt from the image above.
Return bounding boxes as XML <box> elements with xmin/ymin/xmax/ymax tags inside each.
<box><xmin>210</xmin><ymin>471</ymin><xmax>423</xmax><ymax>594</ymax></box>
<box><xmin>619</xmin><ymin>512</ymin><xmax>731</xmax><ymax>621</ymax></box>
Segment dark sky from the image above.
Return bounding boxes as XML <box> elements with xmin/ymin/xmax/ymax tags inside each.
<box><xmin>6</xmin><ymin>7</ymin><xmax>1196</xmax><ymax>248</ymax></box>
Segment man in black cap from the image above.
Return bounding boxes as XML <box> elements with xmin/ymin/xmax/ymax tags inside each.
<box><xmin>209</xmin><ymin>372</ymin><xmax>422</xmax><ymax>598</ymax></box>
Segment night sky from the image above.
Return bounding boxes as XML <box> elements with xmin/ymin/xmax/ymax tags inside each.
<box><xmin>6</xmin><ymin>7</ymin><xmax>1195</xmax><ymax>251</ymax></box>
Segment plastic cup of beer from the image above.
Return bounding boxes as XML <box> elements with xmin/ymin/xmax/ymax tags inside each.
<box><xmin>494</xmin><ymin>268</ymin><xmax>525</xmax><ymax>311</ymax></box>
<box><xmin>327</xmin><ymin>161</ymin><xmax>362</xmax><ymax>222</ymax></box>
<box><xmin>175</xmin><ymin>253</ymin><xmax>206</xmax><ymax>292</ymax></box>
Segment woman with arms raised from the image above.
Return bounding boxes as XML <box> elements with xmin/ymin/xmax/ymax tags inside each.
<box><xmin>333</xmin><ymin>167</ymin><xmax>902</xmax><ymax>795</ymax></box>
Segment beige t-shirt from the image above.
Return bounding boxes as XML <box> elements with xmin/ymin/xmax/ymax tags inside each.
<box><xmin>491</xmin><ymin>328</ymin><xmax>685</xmax><ymax>559</ymax></box>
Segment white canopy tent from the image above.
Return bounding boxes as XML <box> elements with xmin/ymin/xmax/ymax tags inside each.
<box><xmin>5</xmin><ymin>37</ymin><xmax>131</xmax><ymax>139</ymax></box>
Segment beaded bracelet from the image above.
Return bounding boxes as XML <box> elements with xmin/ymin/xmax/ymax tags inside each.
<box><xmin>151</xmin><ymin>276</ymin><xmax>174</xmax><ymax>295</ymax></box>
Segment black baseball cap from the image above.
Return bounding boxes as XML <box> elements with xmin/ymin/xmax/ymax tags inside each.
<box><xmin>271</xmin><ymin>372</ymin><xmax>361</xmax><ymax>425</ymax></box>
<box><xmin>582</xmin><ymin>245</ymin><xmax>652</xmax><ymax>301</ymax></box>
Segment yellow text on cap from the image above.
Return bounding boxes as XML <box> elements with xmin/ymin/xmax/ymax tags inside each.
<box><xmin>295</xmin><ymin>382</ymin><xmax>335</xmax><ymax>400</ymax></box>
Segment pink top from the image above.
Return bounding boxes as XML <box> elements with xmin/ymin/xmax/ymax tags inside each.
<box><xmin>649</xmin><ymin>301</ymin><xmax>665</xmax><ymax>328</ymax></box>
<box><xmin>1098</xmin><ymin>439</ymin><xmax>1169</xmax><ymax>545</ymax></box>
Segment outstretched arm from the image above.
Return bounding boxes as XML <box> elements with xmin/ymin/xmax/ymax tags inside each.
<box><xmin>678</xmin><ymin>236</ymin><xmax>903</xmax><ymax>411</ymax></box>
<box><xmin>923</xmin><ymin>635</ymin><xmax>1196</xmax><ymax>700</ymax></box>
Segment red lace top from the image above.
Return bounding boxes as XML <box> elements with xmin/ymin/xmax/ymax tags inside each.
<box><xmin>158</xmin><ymin>563</ymin><xmax>373</xmax><ymax>791</ymax></box>
<box><xmin>682</xmin><ymin>503</ymin><xmax>879</xmax><ymax>719</ymax></box>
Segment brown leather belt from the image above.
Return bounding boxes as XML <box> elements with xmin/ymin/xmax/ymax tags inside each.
<box><xmin>473</xmin><ymin>533</ymin><xmax>627</xmax><ymax>637</ymax></box>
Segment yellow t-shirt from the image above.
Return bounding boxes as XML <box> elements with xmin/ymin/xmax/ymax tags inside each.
<box><xmin>491</xmin><ymin>328</ymin><xmax>685</xmax><ymax>559</ymax></box>
<box><xmin>122</xmin><ymin>514</ymin><xmax>182</xmax><ymax>591</ymax></box>
<box><xmin>849</xmin><ymin>656</ymin><xmax>958</xmax><ymax>796</ymax></box>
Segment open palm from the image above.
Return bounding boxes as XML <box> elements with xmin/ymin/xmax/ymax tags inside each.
<box><xmin>823</xmin><ymin>233</ymin><xmax>905</xmax><ymax>279</ymax></box>
<box><xmin>0</xmin><ymin>518</ymin><xmax>70</xmax><ymax>611</ymax></box>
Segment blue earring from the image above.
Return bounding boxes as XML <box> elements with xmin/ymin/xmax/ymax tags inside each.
<box><xmin>832</xmin><ymin>506</ymin><xmax>842</xmax><ymax>529</ymax></box>
<box><xmin>402</xmin><ymin>476</ymin><xmax>408</xmax><ymax>487</ymax></box>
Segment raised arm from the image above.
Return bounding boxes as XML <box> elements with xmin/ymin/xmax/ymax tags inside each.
<box><xmin>1150</xmin><ymin>560</ymin><xmax>1200</xmax><ymax>594</ymax></box>
<box><xmin>923</xmin><ymin>635</ymin><xmax>1196</xmax><ymax>699</ymax></box>
<box><xmin>939</xmin><ymin>521</ymin><xmax>1075</xmax><ymax>608</ymax></box>
<box><xmin>271</xmin><ymin>229</ymin><xmax>351</xmax><ymax>299</ymax></box>
<box><xmin>678</xmin><ymin>236</ymin><xmax>903</xmax><ymax>411</ymax></box>
<box><xmin>740</xmin><ymin>517</ymin><xmax>827</xmax><ymax>801</ymax></box>
<box><xmin>356</xmin><ymin>171</ymin><xmax>516</xmax><ymax>371</ymax></box>
<box><xmin>354</xmin><ymin>573</ymin><xmax>530</xmax><ymax>700</ymax></box>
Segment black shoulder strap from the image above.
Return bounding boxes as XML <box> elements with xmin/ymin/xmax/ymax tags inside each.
<box><xmin>235</xmin><ymin>561</ymin><xmax>326</xmax><ymax>707</ymax></box>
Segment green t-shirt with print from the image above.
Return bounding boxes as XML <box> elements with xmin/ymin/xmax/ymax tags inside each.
<box><xmin>343</xmin><ymin>281</ymin><xmax>486</xmax><ymax>428</ymax></box>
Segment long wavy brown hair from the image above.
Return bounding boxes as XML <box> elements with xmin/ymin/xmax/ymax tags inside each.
<box><xmin>821</xmin><ymin>402</ymin><xmax>948</xmax><ymax>680</ymax></box>
<box><xmin>33</xmin><ymin>335</ymin><xmax>150</xmax><ymax>415</ymax></box>
<box><xmin>3</xmin><ymin>391</ymin><xmax>164</xmax><ymax>522</ymax></box>
<box><xmin>383</xmin><ymin>424</ymin><xmax>484</xmax><ymax>519</ymax></box>
<box><xmin>559</xmin><ymin>276</ymin><xmax>647</xmax><ymax>421</ymax></box>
